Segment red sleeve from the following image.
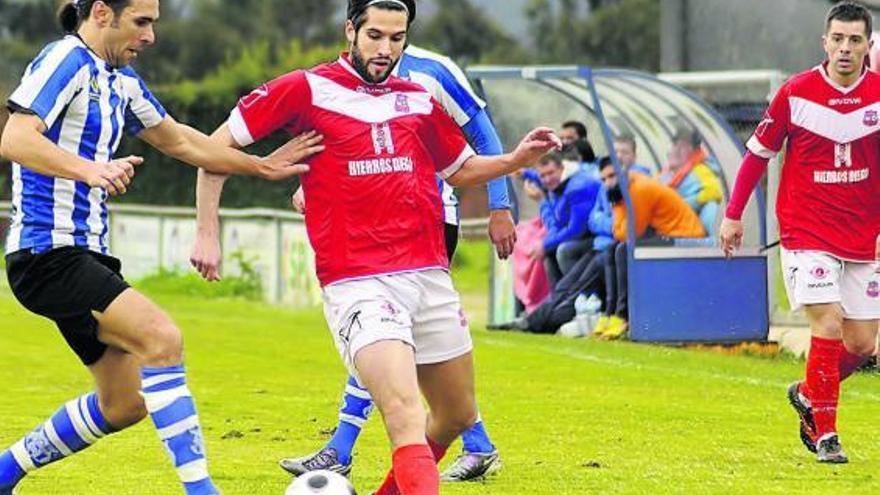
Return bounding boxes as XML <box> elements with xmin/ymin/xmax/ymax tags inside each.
<box><xmin>227</xmin><ymin>70</ymin><xmax>311</xmax><ymax>147</ymax></box>
<box><xmin>724</xmin><ymin>151</ymin><xmax>769</xmax><ymax>221</ymax></box>
<box><xmin>746</xmin><ymin>83</ymin><xmax>790</xmax><ymax>158</ymax></box>
<box><xmin>420</xmin><ymin>98</ymin><xmax>475</xmax><ymax>179</ymax></box>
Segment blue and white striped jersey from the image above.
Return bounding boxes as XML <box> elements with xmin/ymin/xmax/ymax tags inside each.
<box><xmin>395</xmin><ymin>45</ymin><xmax>509</xmax><ymax>225</ymax></box>
<box><xmin>5</xmin><ymin>35</ymin><xmax>166</xmax><ymax>255</ymax></box>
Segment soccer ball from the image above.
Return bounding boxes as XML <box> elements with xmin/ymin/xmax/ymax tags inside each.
<box><xmin>285</xmin><ymin>470</ymin><xmax>357</xmax><ymax>495</ymax></box>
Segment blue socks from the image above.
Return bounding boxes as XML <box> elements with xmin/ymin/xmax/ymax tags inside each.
<box><xmin>141</xmin><ymin>365</ymin><xmax>217</xmax><ymax>495</ymax></box>
<box><xmin>0</xmin><ymin>392</ymin><xmax>112</xmax><ymax>490</ymax></box>
<box><xmin>326</xmin><ymin>375</ymin><xmax>373</xmax><ymax>465</ymax></box>
<box><xmin>461</xmin><ymin>414</ymin><xmax>496</xmax><ymax>454</ymax></box>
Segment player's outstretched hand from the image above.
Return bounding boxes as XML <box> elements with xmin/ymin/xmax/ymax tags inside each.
<box><xmin>511</xmin><ymin>127</ymin><xmax>562</xmax><ymax>168</ymax></box>
<box><xmin>259</xmin><ymin>131</ymin><xmax>325</xmax><ymax>181</ymax></box>
<box><xmin>719</xmin><ymin>217</ymin><xmax>744</xmax><ymax>258</ymax></box>
<box><xmin>86</xmin><ymin>155</ymin><xmax>143</xmax><ymax>196</ymax></box>
<box><xmin>291</xmin><ymin>186</ymin><xmax>306</xmax><ymax>214</ymax></box>
<box><xmin>190</xmin><ymin>233</ymin><xmax>222</xmax><ymax>282</ymax></box>
<box><xmin>488</xmin><ymin>209</ymin><xmax>516</xmax><ymax>260</ymax></box>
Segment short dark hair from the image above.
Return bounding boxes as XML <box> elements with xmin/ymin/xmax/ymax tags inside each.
<box><xmin>672</xmin><ymin>126</ymin><xmax>701</xmax><ymax>147</ymax></box>
<box><xmin>825</xmin><ymin>1</ymin><xmax>873</xmax><ymax>37</ymax></box>
<box><xmin>58</xmin><ymin>0</ymin><xmax>131</xmax><ymax>33</ymax></box>
<box><xmin>538</xmin><ymin>152</ymin><xmax>564</xmax><ymax>167</ymax></box>
<box><xmin>614</xmin><ymin>133</ymin><xmax>637</xmax><ymax>152</ymax></box>
<box><xmin>348</xmin><ymin>0</ymin><xmax>417</xmax><ymax>32</ymax></box>
<box><xmin>562</xmin><ymin>121</ymin><xmax>587</xmax><ymax>139</ymax></box>
<box><xmin>598</xmin><ymin>155</ymin><xmax>614</xmax><ymax>171</ymax></box>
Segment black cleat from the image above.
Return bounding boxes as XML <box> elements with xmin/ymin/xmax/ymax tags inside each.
<box><xmin>787</xmin><ymin>381</ymin><xmax>817</xmax><ymax>453</ymax></box>
<box><xmin>816</xmin><ymin>434</ymin><xmax>848</xmax><ymax>464</ymax></box>
<box><xmin>279</xmin><ymin>447</ymin><xmax>352</xmax><ymax>478</ymax></box>
<box><xmin>440</xmin><ymin>450</ymin><xmax>502</xmax><ymax>482</ymax></box>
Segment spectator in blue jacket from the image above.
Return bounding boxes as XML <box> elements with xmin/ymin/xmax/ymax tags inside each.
<box><xmin>529</xmin><ymin>153</ymin><xmax>602</xmax><ymax>286</ymax></box>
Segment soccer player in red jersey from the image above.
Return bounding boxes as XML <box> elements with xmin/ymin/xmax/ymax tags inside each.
<box><xmin>193</xmin><ymin>1</ymin><xmax>559</xmax><ymax>492</ymax></box>
<box><xmin>720</xmin><ymin>1</ymin><xmax>880</xmax><ymax>463</ymax></box>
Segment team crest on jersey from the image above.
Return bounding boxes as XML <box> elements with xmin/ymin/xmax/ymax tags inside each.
<box><xmin>395</xmin><ymin>94</ymin><xmax>410</xmax><ymax>113</ymax></box>
<box><xmin>88</xmin><ymin>76</ymin><xmax>101</xmax><ymax>101</ymax></box>
<box><xmin>864</xmin><ymin>110</ymin><xmax>879</xmax><ymax>127</ymax></box>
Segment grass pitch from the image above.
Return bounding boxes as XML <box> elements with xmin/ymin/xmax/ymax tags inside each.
<box><xmin>1</xmin><ymin>279</ymin><xmax>879</xmax><ymax>494</ymax></box>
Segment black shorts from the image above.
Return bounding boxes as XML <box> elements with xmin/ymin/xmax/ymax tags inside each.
<box><xmin>444</xmin><ymin>222</ymin><xmax>459</xmax><ymax>263</ymax></box>
<box><xmin>5</xmin><ymin>246</ymin><xmax>130</xmax><ymax>365</ymax></box>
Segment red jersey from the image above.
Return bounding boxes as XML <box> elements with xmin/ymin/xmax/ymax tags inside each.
<box><xmin>228</xmin><ymin>55</ymin><xmax>475</xmax><ymax>286</ymax></box>
<box><xmin>747</xmin><ymin>64</ymin><xmax>880</xmax><ymax>261</ymax></box>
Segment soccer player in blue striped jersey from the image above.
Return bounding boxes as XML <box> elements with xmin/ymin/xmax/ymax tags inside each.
<box><xmin>269</xmin><ymin>45</ymin><xmax>512</xmax><ymax>482</ymax></box>
<box><xmin>0</xmin><ymin>1</ymin><xmax>319</xmax><ymax>494</ymax></box>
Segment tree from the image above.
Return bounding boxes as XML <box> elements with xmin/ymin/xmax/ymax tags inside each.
<box><xmin>414</xmin><ymin>0</ymin><xmax>529</xmax><ymax>65</ymax></box>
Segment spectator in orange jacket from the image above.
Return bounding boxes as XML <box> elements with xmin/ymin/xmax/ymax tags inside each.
<box><xmin>592</xmin><ymin>158</ymin><xmax>707</xmax><ymax>340</ymax></box>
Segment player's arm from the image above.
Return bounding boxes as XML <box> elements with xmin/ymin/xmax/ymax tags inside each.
<box><xmin>444</xmin><ymin>127</ymin><xmax>561</xmax><ymax>187</ymax></box>
<box><xmin>719</xmin><ymin>84</ymin><xmax>789</xmax><ymax>258</ymax></box>
<box><xmin>462</xmin><ymin>110</ymin><xmax>517</xmax><ymax>259</ymax></box>
<box><xmin>189</xmin><ymin>125</ymin><xmax>323</xmax><ymax>281</ymax></box>
<box><xmin>137</xmin><ymin>116</ymin><xmax>310</xmax><ymax>181</ymax></box>
<box><xmin>0</xmin><ymin>112</ymin><xmax>139</xmax><ymax>196</ymax></box>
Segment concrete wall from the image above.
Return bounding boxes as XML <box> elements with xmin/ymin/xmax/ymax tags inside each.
<box><xmin>661</xmin><ymin>0</ymin><xmax>880</xmax><ymax>73</ymax></box>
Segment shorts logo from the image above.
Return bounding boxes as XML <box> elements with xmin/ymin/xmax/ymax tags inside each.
<box><xmin>811</xmin><ymin>266</ymin><xmax>829</xmax><ymax>280</ymax></box>
<box><xmin>394</xmin><ymin>94</ymin><xmax>410</xmax><ymax>113</ymax></box>
<box><xmin>867</xmin><ymin>281</ymin><xmax>880</xmax><ymax>298</ymax></box>
<box><xmin>864</xmin><ymin>110</ymin><xmax>879</xmax><ymax>127</ymax></box>
<box><xmin>380</xmin><ymin>301</ymin><xmax>404</xmax><ymax>326</ymax></box>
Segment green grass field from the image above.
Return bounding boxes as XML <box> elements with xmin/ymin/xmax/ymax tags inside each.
<box><xmin>1</xmin><ymin>266</ymin><xmax>879</xmax><ymax>494</ymax></box>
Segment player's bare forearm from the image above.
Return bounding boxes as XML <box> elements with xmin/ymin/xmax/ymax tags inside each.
<box><xmin>0</xmin><ymin>113</ymin><xmax>94</xmax><ymax>181</ymax></box>
<box><xmin>195</xmin><ymin>168</ymin><xmax>228</xmax><ymax>238</ymax></box>
<box><xmin>446</xmin><ymin>154</ymin><xmax>518</xmax><ymax>187</ymax></box>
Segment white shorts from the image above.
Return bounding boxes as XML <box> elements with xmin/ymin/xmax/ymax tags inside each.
<box><xmin>322</xmin><ymin>269</ymin><xmax>473</xmax><ymax>376</ymax></box>
<box><xmin>781</xmin><ymin>248</ymin><xmax>880</xmax><ymax>320</ymax></box>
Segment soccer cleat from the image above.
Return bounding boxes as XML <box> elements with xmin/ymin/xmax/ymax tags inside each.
<box><xmin>592</xmin><ymin>315</ymin><xmax>610</xmax><ymax>336</ymax></box>
<box><xmin>439</xmin><ymin>450</ymin><xmax>502</xmax><ymax>482</ymax></box>
<box><xmin>598</xmin><ymin>315</ymin><xmax>628</xmax><ymax>340</ymax></box>
<box><xmin>816</xmin><ymin>434</ymin><xmax>848</xmax><ymax>464</ymax></box>
<box><xmin>279</xmin><ymin>447</ymin><xmax>352</xmax><ymax>478</ymax></box>
<box><xmin>786</xmin><ymin>381</ymin><xmax>817</xmax><ymax>453</ymax></box>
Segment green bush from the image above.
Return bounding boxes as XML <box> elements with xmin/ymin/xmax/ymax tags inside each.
<box><xmin>133</xmin><ymin>251</ymin><xmax>263</xmax><ymax>301</ymax></box>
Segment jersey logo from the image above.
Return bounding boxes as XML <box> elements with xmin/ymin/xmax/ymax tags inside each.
<box><xmin>240</xmin><ymin>84</ymin><xmax>269</xmax><ymax>108</ymax></box>
<box><xmin>371</xmin><ymin>122</ymin><xmax>395</xmax><ymax>155</ymax></box>
<box><xmin>864</xmin><ymin>110</ymin><xmax>878</xmax><ymax>127</ymax></box>
<box><xmin>834</xmin><ymin>142</ymin><xmax>852</xmax><ymax>168</ymax></box>
<box><xmin>395</xmin><ymin>94</ymin><xmax>410</xmax><ymax>113</ymax></box>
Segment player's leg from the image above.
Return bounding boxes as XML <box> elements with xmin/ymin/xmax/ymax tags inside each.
<box><xmin>279</xmin><ymin>374</ymin><xmax>368</xmax><ymax>476</ymax></box>
<box><xmin>357</xmin><ymin>341</ymin><xmax>437</xmax><ymax>495</ymax></box>
<box><xmin>839</xmin><ymin>319</ymin><xmax>877</xmax><ymax>380</ymax></box>
<box><xmin>838</xmin><ymin>260</ymin><xmax>880</xmax><ymax>381</ymax></box>
<box><xmin>323</xmin><ymin>276</ymin><xmax>438</xmax><ymax>495</ymax></box>
<box><xmin>95</xmin><ymin>288</ymin><xmax>220</xmax><ymax>494</ymax></box>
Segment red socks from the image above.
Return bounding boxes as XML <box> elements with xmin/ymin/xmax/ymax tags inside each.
<box><xmin>804</xmin><ymin>336</ymin><xmax>842</xmax><ymax>437</ymax></box>
<box><xmin>374</xmin><ymin>439</ymin><xmax>448</xmax><ymax>495</ymax></box>
<box><xmin>839</xmin><ymin>347</ymin><xmax>873</xmax><ymax>381</ymax></box>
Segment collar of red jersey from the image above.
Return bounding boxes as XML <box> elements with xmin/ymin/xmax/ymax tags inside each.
<box><xmin>817</xmin><ymin>61</ymin><xmax>868</xmax><ymax>94</ymax></box>
<box><xmin>338</xmin><ymin>52</ymin><xmax>392</xmax><ymax>86</ymax></box>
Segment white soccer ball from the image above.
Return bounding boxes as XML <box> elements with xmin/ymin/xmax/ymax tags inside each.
<box><xmin>285</xmin><ymin>470</ymin><xmax>357</xmax><ymax>495</ymax></box>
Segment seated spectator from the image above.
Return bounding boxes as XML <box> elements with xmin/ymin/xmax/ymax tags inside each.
<box><xmin>595</xmin><ymin>159</ymin><xmax>707</xmax><ymax>340</ymax></box>
<box><xmin>613</xmin><ymin>133</ymin><xmax>652</xmax><ymax>176</ymax></box>
<box><xmin>530</xmin><ymin>153</ymin><xmax>602</xmax><ymax>287</ymax></box>
<box><xmin>560</xmin><ymin>120</ymin><xmax>597</xmax><ymax>164</ymax></box>
<box><xmin>658</xmin><ymin>128</ymin><xmax>723</xmax><ymax>234</ymax></box>
<box><xmin>512</xmin><ymin>216</ymin><xmax>551</xmax><ymax>313</ymax></box>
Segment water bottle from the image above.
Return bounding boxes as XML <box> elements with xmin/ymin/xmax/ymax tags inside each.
<box><xmin>575</xmin><ymin>293</ymin><xmax>602</xmax><ymax>335</ymax></box>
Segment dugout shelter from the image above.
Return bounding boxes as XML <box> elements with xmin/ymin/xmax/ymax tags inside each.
<box><xmin>470</xmin><ymin>66</ymin><xmax>769</xmax><ymax>343</ymax></box>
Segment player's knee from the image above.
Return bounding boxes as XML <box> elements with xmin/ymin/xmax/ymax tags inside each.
<box><xmin>140</xmin><ymin>319</ymin><xmax>184</xmax><ymax>366</ymax></box>
<box><xmin>100</xmin><ymin>394</ymin><xmax>148</xmax><ymax>430</ymax></box>
<box><xmin>811</xmin><ymin>309</ymin><xmax>844</xmax><ymax>337</ymax></box>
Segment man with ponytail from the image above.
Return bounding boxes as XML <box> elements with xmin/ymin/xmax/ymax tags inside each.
<box><xmin>0</xmin><ymin>1</ymin><xmax>321</xmax><ymax>494</ymax></box>
<box><xmin>193</xmin><ymin>2</ymin><xmax>559</xmax><ymax>493</ymax></box>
